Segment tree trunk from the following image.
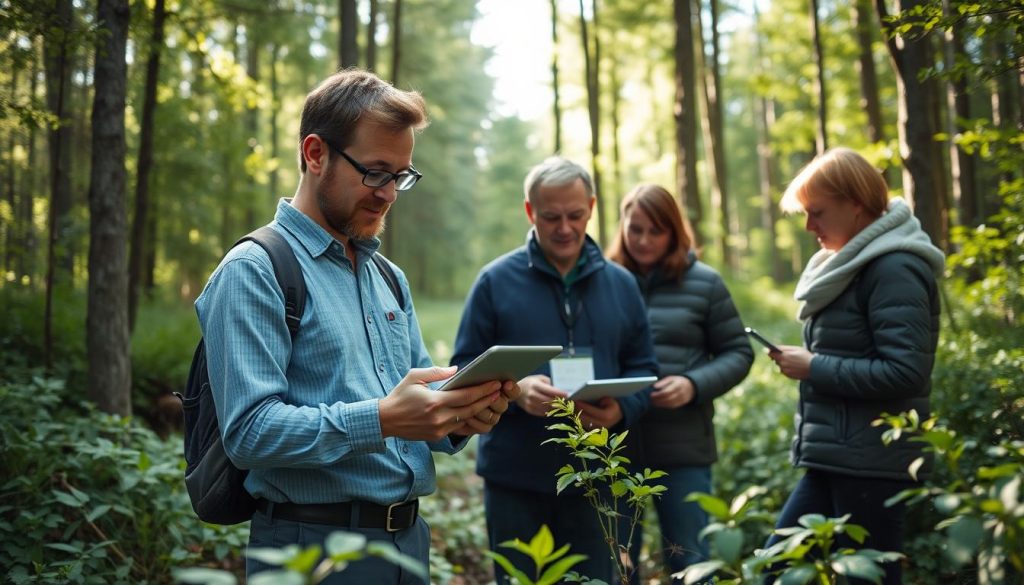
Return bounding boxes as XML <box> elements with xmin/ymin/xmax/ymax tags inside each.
<box><xmin>754</xmin><ymin>2</ymin><xmax>784</xmax><ymax>282</ymax></box>
<box><xmin>877</xmin><ymin>0</ymin><xmax>947</xmax><ymax>249</ymax></box>
<box><xmin>43</xmin><ymin>0</ymin><xmax>74</xmax><ymax>367</ymax></box>
<box><xmin>579</xmin><ymin>0</ymin><xmax>606</xmax><ymax>245</ymax></box>
<box><xmin>87</xmin><ymin>0</ymin><xmax>132</xmax><ymax>416</ymax></box>
<box><xmin>550</xmin><ymin>0</ymin><xmax>562</xmax><ymax>153</ymax></box>
<box><xmin>4</xmin><ymin>67</ymin><xmax>18</xmax><ymax>275</ymax></box>
<box><xmin>810</xmin><ymin>0</ymin><xmax>828</xmax><ymax>155</ymax></box>
<box><xmin>941</xmin><ymin>0</ymin><xmax>977</xmax><ymax>227</ymax></box>
<box><xmin>696</xmin><ymin>0</ymin><xmax>733</xmax><ymax>269</ymax></box>
<box><xmin>366</xmin><ymin>0</ymin><xmax>378</xmax><ymax>72</ymax></box>
<box><xmin>610</xmin><ymin>43</ymin><xmax>622</xmax><ymax>214</ymax></box>
<box><xmin>854</xmin><ymin>0</ymin><xmax>884</xmax><ymax>144</ymax></box>
<box><xmin>674</xmin><ymin>0</ymin><xmax>702</xmax><ymax>244</ymax></box>
<box><xmin>383</xmin><ymin>0</ymin><xmax>403</xmax><ymax>258</ymax></box>
<box><xmin>245</xmin><ymin>32</ymin><xmax>260</xmax><ymax>229</ymax></box>
<box><xmin>339</xmin><ymin>0</ymin><xmax>358</xmax><ymax>69</ymax></box>
<box><xmin>270</xmin><ymin>42</ymin><xmax>281</xmax><ymax>199</ymax></box>
<box><xmin>20</xmin><ymin>40</ymin><xmax>41</xmax><ymax>284</ymax></box>
<box><xmin>129</xmin><ymin>0</ymin><xmax>166</xmax><ymax>331</ymax></box>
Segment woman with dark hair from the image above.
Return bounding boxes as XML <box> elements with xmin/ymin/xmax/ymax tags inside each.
<box><xmin>766</xmin><ymin>148</ymin><xmax>945</xmax><ymax>584</ymax></box>
<box><xmin>608</xmin><ymin>184</ymin><xmax>753</xmax><ymax>583</ymax></box>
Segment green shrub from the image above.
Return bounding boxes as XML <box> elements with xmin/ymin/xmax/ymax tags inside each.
<box><xmin>0</xmin><ymin>363</ymin><xmax>246</xmax><ymax>584</ymax></box>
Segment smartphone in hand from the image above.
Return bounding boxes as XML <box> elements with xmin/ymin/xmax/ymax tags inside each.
<box><xmin>744</xmin><ymin>327</ymin><xmax>781</xmax><ymax>353</ymax></box>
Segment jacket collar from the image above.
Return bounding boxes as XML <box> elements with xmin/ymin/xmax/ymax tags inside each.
<box><xmin>524</xmin><ymin>228</ymin><xmax>605</xmax><ymax>281</ymax></box>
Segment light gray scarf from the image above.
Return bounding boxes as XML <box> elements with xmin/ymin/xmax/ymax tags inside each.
<box><xmin>794</xmin><ymin>197</ymin><xmax>945</xmax><ymax>321</ymax></box>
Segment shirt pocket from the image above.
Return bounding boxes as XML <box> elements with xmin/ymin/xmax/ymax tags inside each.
<box><xmin>382</xmin><ymin>309</ymin><xmax>412</xmax><ymax>367</ymax></box>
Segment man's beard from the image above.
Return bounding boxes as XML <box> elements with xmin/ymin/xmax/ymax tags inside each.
<box><xmin>317</xmin><ymin>167</ymin><xmax>388</xmax><ymax>240</ymax></box>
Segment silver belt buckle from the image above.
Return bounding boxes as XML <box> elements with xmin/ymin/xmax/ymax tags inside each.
<box><xmin>385</xmin><ymin>502</ymin><xmax>403</xmax><ymax>532</ymax></box>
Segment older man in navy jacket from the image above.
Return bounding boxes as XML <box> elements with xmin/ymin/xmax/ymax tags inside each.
<box><xmin>452</xmin><ymin>157</ymin><xmax>658</xmax><ymax>584</ymax></box>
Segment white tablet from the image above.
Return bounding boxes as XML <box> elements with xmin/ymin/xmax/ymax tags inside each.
<box><xmin>440</xmin><ymin>345</ymin><xmax>563</xmax><ymax>391</ymax></box>
<box><xmin>566</xmin><ymin>376</ymin><xmax>658</xmax><ymax>403</ymax></box>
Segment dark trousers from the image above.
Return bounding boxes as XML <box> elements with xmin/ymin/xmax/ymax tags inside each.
<box><xmin>484</xmin><ymin>482</ymin><xmax>617</xmax><ymax>585</ymax></box>
<box><xmin>766</xmin><ymin>468</ymin><xmax>912</xmax><ymax>585</ymax></box>
<box><xmin>247</xmin><ymin>508</ymin><xmax>431</xmax><ymax>584</ymax></box>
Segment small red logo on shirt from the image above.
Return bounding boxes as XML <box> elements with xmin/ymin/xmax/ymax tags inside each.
<box><xmin>387</xmin><ymin>311</ymin><xmax>396</xmax><ymax>321</ymax></box>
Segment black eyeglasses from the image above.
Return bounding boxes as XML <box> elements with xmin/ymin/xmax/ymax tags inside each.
<box><xmin>322</xmin><ymin>138</ymin><xmax>423</xmax><ymax>191</ymax></box>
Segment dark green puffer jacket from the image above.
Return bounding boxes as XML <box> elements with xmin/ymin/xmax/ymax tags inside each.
<box><xmin>794</xmin><ymin>251</ymin><xmax>940</xmax><ymax>480</ymax></box>
<box><xmin>626</xmin><ymin>255</ymin><xmax>754</xmax><ymax>468</ymax></box>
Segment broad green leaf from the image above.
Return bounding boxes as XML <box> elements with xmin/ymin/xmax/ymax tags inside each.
<box><xmin>249</xmin><ymin>570</ymin><xmax>302</xmax><ymax>585</ymax></box>
<box><xmin>245</xmin><ymin>547</ymin><xmax>296</xmax><ymax>565</ymax></box>
<box><xmin>686</xmin><ymin>493</ymin><xmax>730</xmax><ymax>519</ymax></box>
<box><xmin>325</xmin><ymin>532</ymin><xmax>366</xmax><ymax>556</ymax></box>
<box><xmin>714</xmin><ymin>527</ymin><xmax>744</xmax><ymax>565</ymax></box>
<box><xmin>45</xmin><ymin>542</ymin><xmax>83</xmax><ymax>554</ymax></box>
<box><xmin>537</xmin><ymin>553</ymin><xmax>588</xmax><ymax>585</ymax></box>
<box><xmin>946</xmin><ymin>516</ymin><xmax>983</xmax><ymax>565</ymax></box>
<box><xmin>285</xmin><ymin>545</ymin><xmax>322</xmax><ymax>574</ymax></box>
<box><xmin>832</xmin><ymin>554</ymin><xmax>884</xmax><ymax>583</ymax></box>
<box><xmin>485</xmin><ymin>551</ymin><xmax>535</xmax><ymax>585</ymax></box>
<box><xmin>529</xmin><ymin>524</ymin><xmax>555</xmax><ymax>560</ymax></box>
<box><xmin>678</xmin><ymin>560</ymin><xmax>724</xmax><ymax>584</ymax></box>
<box><xmin>778</xmin><ymin>564</ymin><xmax>817</xmax><ymax>585</ymax></box>
<box><xmin>86</xmin><ymin>505</ymin><xmax>112</xmax><ymax>523</ymax></box>
<box><xmin>171</xmin><ymin>567</ymin><xmax>238</xmax><ymax>585</ymax></box>
<box><xmin>52</xmin><ymin>490</ymin><xmax>84</xmax><ymax>509</ymax></box>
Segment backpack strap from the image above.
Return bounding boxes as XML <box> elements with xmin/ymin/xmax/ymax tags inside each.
<box><xmin>235</xmin><ymin>226</ymin><xmax>306</xmax><ymax>339</ymax></box>
<box><xmin>371</xmin><ymin>253</ymin><xmax>405</xmax><ymax>311</ymax></box>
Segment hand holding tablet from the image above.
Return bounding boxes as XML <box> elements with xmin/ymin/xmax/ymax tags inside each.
<box><xmin>440</xmin><ymin>345</ymin><xmax>563</xmax><ymax>391</ymax></box>
<box><xmin>566</xmin><ymin>376</ymin><xmax>658</xmax><ymax>403</ymax></box>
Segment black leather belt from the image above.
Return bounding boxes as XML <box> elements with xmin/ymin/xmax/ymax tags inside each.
<box><xmin>256</xmin><ymin>498</ymin><xmax>419</xmax><ymax>532</ymax></box>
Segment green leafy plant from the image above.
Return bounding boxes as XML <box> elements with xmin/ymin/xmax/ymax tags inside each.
<box><xmin>484</xmin><ymin>524</ymin><xmax>589</xmax><ymax>585</ymax></box>
<box><xmin>174</xmin><ymin>531</ymin><xmax>427</xmax><ymax>585</ymax></box>
<box><xmin>878</xmin><ymin>411</ymin><xmax>1024</xmax><ymax>582</ymax></box>
<box><xmin>672</xmin><ymin>486</ymin><xmax>773</xmax><ymax>584</ymax></box>
<box><xmin>543</xmin><ymin>398</ymin><xmax>667</xmax><ymax>584</ymax></box>
<box><xmin>678</xmin><ymin>490</ymin><xmax>901</xmax><ymax>584</ymax></box>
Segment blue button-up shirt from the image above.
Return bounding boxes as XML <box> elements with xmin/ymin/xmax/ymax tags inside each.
<box><xmin>196</xmin><ymin>199</ymin><xmax>459</xmax><ymax>505</ymax></box>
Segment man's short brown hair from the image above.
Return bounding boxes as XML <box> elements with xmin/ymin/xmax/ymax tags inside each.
<box><xmin>298</xmin><ymin>69</ymin><xmax>428</xmax><ymax>172</ymax></box>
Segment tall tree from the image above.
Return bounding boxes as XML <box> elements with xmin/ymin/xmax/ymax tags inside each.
<box><xmin>941</xmin><ymin>0</ymin><xmax>977</xmax><ymax>226</ymax></box>
<box><xmin>86</xmin><ymin>0</ymin><xmax>132</xmax><ymax>415</ymax></box>
<box><xmin>695</xmin><ymin>0</ymin><xmax>733</xmax><ymax>269</ymax></box>
<box><xmin>753</xmin><ymin>1</ymin><xmax>784</xmax><ymax>282</ymax></box>
<box><xmin>853</xmin><ymin>0</ymin><xmax>884</xmax><ymax>145</ymax></box>
<box><xmin>550</xmin><ymin>0</ymin><xmax>563</xmax><ymax>153</ymax></box>
<box><xmin>382</xmin><ymin>0</ymin><xmax>403</xmax><ymax>258</ymax></box>
<box><xmin>809</xmin><ymin>0</ymin><xmax>828</xmax><ymax>155</ymax></box>
<box><xmin>339</xmin><ymin>0</ymin><xmax>358</xmax><ymax>68</ymax></box>
<box><xmin>579</xmin><ymin>0</ymin><xmax>606</xmax><ymax>245</ymax></box>
<box><xmin>43</xmin><ymin>0</ymin><xmax>74</xmax><ymax>366</ymax></box>
<box><xmin>674</xmin><ymin>0</ymin><xmax>702</xmax><ymax>243</ymax></box>
<box><xmin>877</xmin><ymin>0</ymin><xmax>948</xmax><ymax>248</ymax></box>
<box><xmin>129</xmin><ymin>0</ymin><xmax>166</xmax><ymax>331</ymax></box>
<box><xmin>366</xmin><ymin>0</ymin><xmax>379</xmax><ymax>71</ymax></box>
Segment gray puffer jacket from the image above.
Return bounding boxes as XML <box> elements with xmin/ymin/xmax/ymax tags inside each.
<box><xmin>626</xmin><ymin>255</ymin><xmax>754</xmax><ymax>468</ymax></box>
<box><xmin>794</xmin><ymin>251</ymin><xmax>939</xmax><ymax>480</ymax></box>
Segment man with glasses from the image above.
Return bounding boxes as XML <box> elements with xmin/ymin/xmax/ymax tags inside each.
<box><xmin>196</xmin><ymin>69</ymin><xmax>517</xmax><ymax>584</ymax></box>
<box><xmin>451</xmin><ymin>157</ymin><xmax>658</xmax><ymax>583</ymax></box>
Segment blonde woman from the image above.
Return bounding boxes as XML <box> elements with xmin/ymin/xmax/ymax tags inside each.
<box><xmin>767</xmin><ymin>148</ymin><xmax>945</xmax><ymax>584</ymax></box>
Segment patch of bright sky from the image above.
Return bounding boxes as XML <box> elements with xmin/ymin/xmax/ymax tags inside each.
<box><xmin>472</xmin><ymin>0</ymin><xmax>562</xmax><ymax>121</ymax></box>
<box><xmin>473</xmin><ymin>0</ymin><xmax>757</xmax><ymax>121</ymax></box>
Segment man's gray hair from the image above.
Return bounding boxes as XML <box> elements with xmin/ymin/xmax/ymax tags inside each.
<box><xmin>523</xmin><ymin>157</ymin><xmax>595</xmax><ymax>202</ymax></box>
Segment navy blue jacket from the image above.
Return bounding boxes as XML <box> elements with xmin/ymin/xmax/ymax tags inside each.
<box><xmin>451</xmin><ymin>232</ymin><xmax>658</xmax><ymax>493</ymax></box>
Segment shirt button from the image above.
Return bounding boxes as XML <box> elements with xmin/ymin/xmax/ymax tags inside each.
<box><xmin>366</xmin><ymin>315</ymin><xmax>372</xmax><ymax>324</ymax></box>
<box><xmin>378</xmin><ymin>364</ymin><xmax>385</xmax><ymax>372</ymax></box>
<box><xmin>402</xmin><ymin>445</ymin><xmax>409</xmax><ymax>454</ymax></box>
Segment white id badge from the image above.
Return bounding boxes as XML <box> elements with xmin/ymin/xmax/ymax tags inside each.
<box><xmin>550</xmin><ymin>349</ymin><xmax>594</xmax><ymax>392</ymax></box>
